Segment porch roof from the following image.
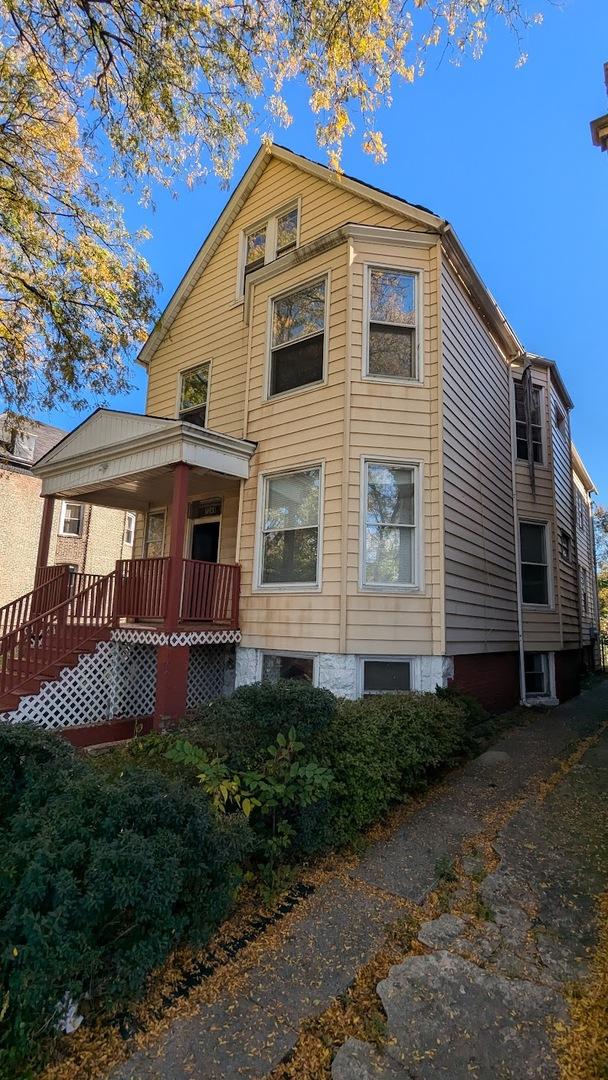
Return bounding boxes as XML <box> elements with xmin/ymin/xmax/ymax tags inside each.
<box><xmin>32</xmin><ymin>409</ymin><xmax>257</xmax><ymax>510</ymax></box>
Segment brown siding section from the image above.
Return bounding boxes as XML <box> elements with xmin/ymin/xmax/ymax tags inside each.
<box><xmin>441</xmin><ymin>262</ymin><xmax>518</xmax><ymax>655</ymax></box>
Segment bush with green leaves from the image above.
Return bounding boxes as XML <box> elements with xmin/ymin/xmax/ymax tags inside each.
<box><xmin>310</xmin><ymin>691</ymin><xmax>470</xmax><ymax>847</ymax></box>
<box><xmin>179</xmin><ymin>679</ymin><xmax>337</xmax><ymax>770</ymax></box>
<box><xmin>0</xmin><ymin>728</ymin><xmax>249</xmax><ymax>1077</ymax></box>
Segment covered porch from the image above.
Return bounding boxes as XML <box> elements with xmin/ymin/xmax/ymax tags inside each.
<box><xmin>30</xmin><ymin>410</ymin><xmax>257</xmax><ymax>722</ymax></box>
<box><xmin>33</xmin><ymin>409</ymin><xmax>256</xmax><ymax>630</ymax></box>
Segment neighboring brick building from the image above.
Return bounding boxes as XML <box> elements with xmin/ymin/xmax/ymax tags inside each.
<box><xmin>0</xmin><ymin>415</ymin><xmax>134</xmax><ymax>608</ymax></box>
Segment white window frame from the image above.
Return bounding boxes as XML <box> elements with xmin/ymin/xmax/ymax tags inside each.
<box><xmin>143</xmin><ymin>508</ymin><xmax>167</xmax><ymax>559</ymax></box>
<box><xmin>519</xmin><ymin>520</ymin><xmax>553</xmax><ymax>609</ymax></box>
<box><xmin>124</xmin><ymin>512</ymin><xmax>136</xmax><ymax>547</ymax></box>
<box><xmin>264</xmin><ymin>273</ymin><xmax>329</xmax><ymax>402</ymax></box>
<box><xmin>358</xmin><ymin>655</ymin><xmax>419</xmax><ymax>696</ymax></box>
<box><xmin>59</xmin><ymin>501</ymin><xmax>84</xmax><ymax>538</ymax></box>
<box><xmin>523</xmin><ymin>651</ymin><xmax>557</xmax><ymax>704</ymax></box>
<box><xmin>254</xmin><ymin>462</ymin><xmax>324</xmax><ymax>593</ymax></box>
<box><xmin>236</xmin><ymin>197</ymin><xmax>302</xmax><ymax>300</ymax></box>
<box><xmin>177</xmin><ymin>359</ymin><xmax>212</xmax><ymax>426</ymax></box>
<box><xmin>259</xmin><ymin>650</ymin><xmax>319</xmax><ymax>685</ymax></box>
<box><xmin>362</xmin><ymin>263</ymin><xmax>423</xmax><ymax>385</ymax></box>
<box><xmin>359</xmin><ymin>457</ymin><xmax>424</xmax><ymax>593</ymax></box>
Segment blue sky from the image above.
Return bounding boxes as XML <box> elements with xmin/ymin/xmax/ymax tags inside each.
<box><xmin>41</xmin><ymin>0</ymin><xmax>607</xmax><ymax>498</ymax></box>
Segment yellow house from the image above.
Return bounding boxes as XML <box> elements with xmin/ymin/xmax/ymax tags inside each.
<box><xmin>0</xmin><ymin>145</ymin><xmax>599</xmax><ymax>740</ymax></box>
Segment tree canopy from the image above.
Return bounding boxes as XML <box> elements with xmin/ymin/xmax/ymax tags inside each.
<box><xmin>0</xmin><ymin>0</ymin><xmax>542</xmax><ymax>419</ymax></box>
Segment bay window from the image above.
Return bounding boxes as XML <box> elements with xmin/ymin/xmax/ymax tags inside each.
<box><xmin>260</xmin><ymin>467</ymin><xmax>321</xmax><ymax>586</ymax></box>
<box><xmin>269</xmin><ymin>279</ymin><xmax>326</xmax><ymax>396</ymax></box>
<box><xmin>363</xmin><ymin>462</ymin><xmax>418</xmax><ymax>587</ymax></box>
<box><xmin>367</xmin><ymin>267</ymin><xmax>418</xmax><ymax>380</ymax></box>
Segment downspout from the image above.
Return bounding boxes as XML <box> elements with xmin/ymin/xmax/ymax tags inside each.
<box><xmin>508</xmin><ymin>358</ymin><xmax>528</xmax><ymax>705</ymax></box>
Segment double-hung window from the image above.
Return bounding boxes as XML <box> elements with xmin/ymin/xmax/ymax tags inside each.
<box><xmin>367</xmin><ymin>268</ymin><xmax>418</xmax><ymax>380</ymax></box>
<box><xmin>269</xmin><ymin>279</ymin><xmax>326</xmax><ymax>397</ymax></box>
<box><xmin>520</xmin><ymin>522</ymin><xmax>549</xmax><ymax>605</ymax></box>
<box><xmin>363</xmin><ymin>462</ymin><xmax>417</xmax><ymax>587</ymax></box>
<box><xmin>576</xmin><ymin>491</ymin><xmax>587</xmax><ymax>533</ymax></box>
<box><xmin>580</xmin><ymin>565</ymin><xmax>589</xmax><ymax>614</ymax></box>
<box><xmin>241</xmin><ymin>204</ymin><xmax>299</xmax><ymax>291</ymax></box>
<box><xmin>179</xmin><ymin>362</ymin><xmax>210</xmax><ymax>427</ymax></box>
<box><xmin>514</xmin><ymin>381</ymin><xmax>543</xmax><ymax>463</ymax></box>
<box><xmin>124</xmin><ymin>512</ymin><xmax>136</xmax><ymax>547</ymax></box>
<box><xmin>259</xmin><ymin>467</ymin><xmax>321</xmax><ymax>586</ymax></box>
<box><xmin>59</xmin><ymin>501</ymin><xmax>84</xmax><ymax>537</ymax></box>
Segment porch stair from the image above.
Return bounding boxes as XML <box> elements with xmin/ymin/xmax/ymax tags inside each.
<box><xmin>0</xmin><ymin>572</ymin><xmax>116</xmax><ymax>712</ymax></box>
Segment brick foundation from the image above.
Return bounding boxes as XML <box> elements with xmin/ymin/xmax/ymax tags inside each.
<box><xmin>555</xmin><ymin>649</ymin><xmax>582</xmax><ymax>703</ymax></box>
<box><xmin>450</xmin><ymin>651</ymin><xmax>520</xmax><ymax>713</ymax></box>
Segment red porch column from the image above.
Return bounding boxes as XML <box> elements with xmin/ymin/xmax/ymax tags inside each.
<box><xmin>164</xmin><ymin>461</ymin><xmax>190</xmax><ymax>629</ymax></box>
<box><xmin>36</xmin><ymin>495</ymin><xmax>55</xmax><ymax>570</ymax></box>
<box><xmin>154</xmin><ymin>462</ymin><xmax>190</xmax><ymax>727</ymax></box>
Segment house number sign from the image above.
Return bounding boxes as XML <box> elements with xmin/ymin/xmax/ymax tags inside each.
<box><xmin>189</xmin><ymin>498</ymin><xmax>222</xmax><ymax>519</ymax></box>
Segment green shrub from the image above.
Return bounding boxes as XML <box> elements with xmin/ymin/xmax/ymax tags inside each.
<box><xmin>179</xmin><ymin>680</ymin><xmax>337</xmax><ymax>770</ymax></box>
<box><xmin>0</xmin><ymin>729</ymin><xmax>249</xmax><ymax>1077</ymax></box>
<box><xmin>311</xmin><ymin>692</ymin><xmax>469</xmax><ymax>847</ymax></box>
<box><xmin>0</xmin><ymin>722</ymin><xmax>76</xmax><ymax>820</ymax></box>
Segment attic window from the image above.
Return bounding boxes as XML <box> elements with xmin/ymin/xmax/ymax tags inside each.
<box><xmin>240</xmin><ymin>202</ymin><xmax>300</xmax><ymax>294</ymax></box>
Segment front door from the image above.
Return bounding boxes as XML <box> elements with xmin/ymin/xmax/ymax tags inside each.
<box><xmin>191</xmin><ymin>520</ymin><xmax>220</xmax><ymax>562</ymax></box>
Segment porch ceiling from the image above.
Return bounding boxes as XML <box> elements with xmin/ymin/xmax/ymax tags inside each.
<box><xmin>32</xmin><ymin>408</ymin><xmax>257</xmax><ymax>510</ymax></box>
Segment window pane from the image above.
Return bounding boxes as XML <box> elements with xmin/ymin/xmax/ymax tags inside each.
<box><xmin>370</xmin><ymin>269</ymin><xmax>415</xmax><ymax>326</ymax></box>
<box><xmin>62</xmin><ymin>503</ymin><xmax>82</xmax><ymax>535</ymax></box>
<box><xmin>524</xmin><ymin>653</ymin><xmax>548</xmax><ymax>696</ymax></box>
<box><xmin>277</xmin><ymin>208</ymin><xmax>298</xmax><ymax>253</ymax></box>
<box><xmin>272</xmin><ymin>281</ymin><xmax>325</xmax><ymax>347</ymax></box>
<box><xmin>368</xmin><ymin>324</ymin><xmax>415</xmax><ymax>379</ymax></box>
<box><xmin>265</xmin><ymin>470</ymin><xmax>320</xmax><ymax>530</ymax></box>
<box><xmin>521</xmin><ymin>564</ymin><xmax>548</xmax><ymax>605</ymax></box>
<box><xmin>180</xmin><ymin>365</ymin><xmax>209</xmax><ymax>412</ymax></box>
<box><xmin>520</xmin><ymin>523</ymin><xmax>546</xmax><ymax>564</ymax></box>
<box><xmin>262</xmin><ymin>654</ymin><xmax>313</xmax><ymax>683</ymax></box>
<box><xmin>364</xmin><ymin>660</ymin><xmax>411</xmax><ymax>694</ymax></box>
<box><xmin>367</xmin><ymin>465</ymin><xmax>414</xmax><ymax>526</ymax></box>
<box><xmin>365</xmin><ymin>525</ymin><xmax>413</xmax><ymax>585</ymax></box>
<box><xmin>145</xmin><ymin>512</ymin><xmax>164</xmax><ymax>557</ymax></box>
<box><xmin>262</xmin><ymin>528</ymin><xmax>318</xmax><ymax>584</ymax></box>
<box><xmin>246</xmin><ymin>224</ymin><xmax>266</xmax><ymax>267</ymax></box>
<box><xmin>270</xmin><ymin>335</ymin><xmax>324</xmax><ymax>395</ymax></box>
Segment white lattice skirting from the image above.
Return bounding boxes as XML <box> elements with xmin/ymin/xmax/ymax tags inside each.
<box><xmin>1</xmin><ymin>640</ymin><xmax>156</xmax><ymax>731</ymax></box>
<box><xmin>187</xmin><ymin>645</ymin><xmax>235</xmax><ymax>709</ymax></box>
<box><xmin>112</xmin><ymin>628</ymin><xmax>241</xmax><ymax>646</ymax></box>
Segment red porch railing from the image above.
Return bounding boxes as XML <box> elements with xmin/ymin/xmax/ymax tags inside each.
<box><xmin>0</xmin><ymin>565</ymin><xmax>68</xmax><ymax>638</ymax></box>
<box><xmin>180</xmin><ymin>560</ymin><xmax>240</xmax><ymax>627</ymax></box>
<box><xmin>0</xmin><ymin>572</ymin><xmax>116</xmax><ymax>699</ymax></box>
<box><xmin>112</xmin><ymin>557</ymin><xmax>240</xmax><ymax>628</ymax></box>
<box><xmin>114</xmin><ymin>557</ymin><xmax>170</xmax><ymax>621</ymax></box>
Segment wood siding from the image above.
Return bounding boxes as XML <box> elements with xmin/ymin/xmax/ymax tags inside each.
<box><xmin>441</xmin><ymin>262</ymin><xmax>518</xmax><ymax>655</ymax></box>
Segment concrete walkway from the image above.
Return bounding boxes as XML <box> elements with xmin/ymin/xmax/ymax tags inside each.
<box><xmin>113</xmin><ymin>680</ymin><xmax>608</xmax><ymax>1080</ymax></box>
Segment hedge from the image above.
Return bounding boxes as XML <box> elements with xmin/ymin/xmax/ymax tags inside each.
<box><xmin>0</xmin><ymin>726</ymin><xmax>249</xmax><ymax>1077</ymax></box>
<box><xmin>2</xmin><ymin>682</ymin><xmax>481</xmax><ymax>1073</ymax></box>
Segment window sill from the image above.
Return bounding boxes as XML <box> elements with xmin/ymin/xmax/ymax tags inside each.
<box><xmin>526</xmin><ymin>695</ymin><xmax>559</xmax><ymax>708</ymax></box>
<box><xmin>362</xmin><ymin>374</ymin><xmax>423</xmax><ymax>387</ymax></box>
<box><xmin>522</xmin><ymin>603</ymin><xmax>555</xmax><ymax>612</ymax></box>
<box><xmin>263</xmin><ymin>378</ymin><xmax>327</xmax><ymax>404</ymax></box>
<box><xmin>253</xmin><ymin>583</ymin><xmax>321</xmax><ymax>594</ymax></box>
<box><xmin>359</xmin><ymin>584</ymin><xmax>423</xmax><ymax>595</ymax></box>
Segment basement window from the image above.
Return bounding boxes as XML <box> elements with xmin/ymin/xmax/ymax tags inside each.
<box><xmin>524</xmin><ymin>653</ymin><xmax>550</xmax><ymax>698</ymax></box>
<box><xmin>362</xmin><ymin>659</ymin><xmax>412</xmax><ymax>695</ymax></box>
<box><xmin>261</xmin><ymin>653</ymin><xmax>315</xmax><ymax>683</ymax></box>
